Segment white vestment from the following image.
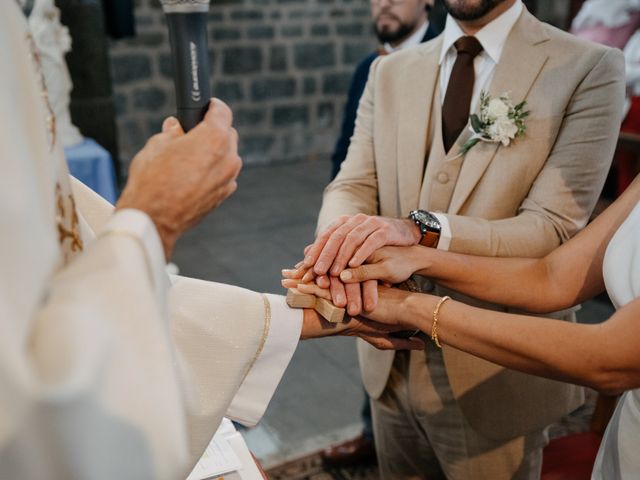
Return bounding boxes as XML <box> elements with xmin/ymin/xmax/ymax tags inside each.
<box><xmin>0</xmin><ymin>3</ymin><xmax>302</xmax><ymax>479</ymax></box>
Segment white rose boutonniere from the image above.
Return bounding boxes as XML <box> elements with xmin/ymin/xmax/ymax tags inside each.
<box><xmin>460</xmin><ymin>91</ymin><xmax>530</xmax><ymax>155</ymax></box>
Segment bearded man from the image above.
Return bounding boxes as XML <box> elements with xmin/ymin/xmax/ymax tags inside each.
<box><xmin>306</xmin><ymin>0</ymin><xmax>625</xmax><ymax>478</ymax></box>
<box><xmin>330</xmin><ymin>0</ymin><xmax>438</xmax><ymax>179</ymax></box>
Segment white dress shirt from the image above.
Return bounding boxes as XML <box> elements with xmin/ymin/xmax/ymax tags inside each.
<box><xmin>433</xmin><ymin>0</ymin><xmax>523</xmax><ymax>250</ymax></box>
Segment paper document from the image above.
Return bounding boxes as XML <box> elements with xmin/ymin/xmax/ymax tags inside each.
<box><xmin>186</xmin><ymin>418</ymin><xmax>241</xmax><ymax>480</ymax></box>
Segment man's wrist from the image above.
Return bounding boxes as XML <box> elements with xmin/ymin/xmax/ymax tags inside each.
<box><xmin>403</xmin><ymin>218</ymin><xmax>423</xmax><ymax>245</ymax></box>
<box><xmin>408</xmin><ymin>210</ymin><xmax>441</xmax><ymax>248</ymax></box>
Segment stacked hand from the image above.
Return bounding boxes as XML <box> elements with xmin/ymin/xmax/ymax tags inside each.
<box><xmin>283</xmin><ymin>214</ymin><xmax>422</xmax><ymax>316</ymax></box>
<box><xmin>282</xmin><ymin>214</ymin><xmax>436</xmax><ymax>349</ymax></box>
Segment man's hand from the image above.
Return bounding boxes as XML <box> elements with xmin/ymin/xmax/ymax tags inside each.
<box><xmin>299</xmin><ymin>297</ymin><xmax>424</xmax><ymax>351</ymax></box>
<box><xmin>117</xmin><ymin>99</ymin><xmax>242</xmax><ymax>259</ymax></box>
<box><xmin>305</xmin><ymin>214</ymin><xmax>421</xmax><ymax>276</ymax></box>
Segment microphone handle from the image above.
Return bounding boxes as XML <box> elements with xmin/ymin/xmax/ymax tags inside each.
<box><xmin>165</xmin><ymin>12</ymin><xmax>211</xmax><ymax>131</ymax></box>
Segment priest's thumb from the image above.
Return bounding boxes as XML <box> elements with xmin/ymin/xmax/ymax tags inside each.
<box><xmin>162</xmin><ymin>116</ymin><xmax>184</xmax><ymax>136</ymax></box>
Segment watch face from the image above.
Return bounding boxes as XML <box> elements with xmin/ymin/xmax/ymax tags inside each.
<box><xmin>411</xmin><ymin>210</ymin><xmax>440</xmax><ymax>233</ymax></box>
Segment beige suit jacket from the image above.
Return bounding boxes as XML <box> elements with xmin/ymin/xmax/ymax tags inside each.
<box><xmin>318</xmin><ymin>10</ymin><xmax>625</xmax><ymax>440</ymax></box>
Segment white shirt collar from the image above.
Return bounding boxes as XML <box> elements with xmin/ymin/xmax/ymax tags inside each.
<box><xmin>384</xmin><ymin>20</ymin><xmax>430</xmax><ymax>53</ymax></box>
<box><xmin>439</xmin><ymin>0</ymin><xmax>523</xmax><ymax>65</ymax></box>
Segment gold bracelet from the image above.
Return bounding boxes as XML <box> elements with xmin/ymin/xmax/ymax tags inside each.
<box><xmin>431</xmin><ymin>295</ymin><xmax>451</xmax><ymax>348</ymax></box>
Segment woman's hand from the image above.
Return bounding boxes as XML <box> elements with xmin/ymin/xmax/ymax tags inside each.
<box><xmin>358</xmin><ymin>285</ymin><xmax>432</xmax><ymax>332</ymax></box>
<box><xmin>339</xmin><ymin>245</ymin><xmax>428</xmax><ymax>285</ymax></box>
<box><xmin>296</xmin><ymin>282</ymin><xmax>432</xmax><ymax>336</ymax></box>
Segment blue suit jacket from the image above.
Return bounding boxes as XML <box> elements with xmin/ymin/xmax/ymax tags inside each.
<box><xmin>330</xmin><ymin>23</ymin><xmax>439</xmax><ymax>179</ymax></box>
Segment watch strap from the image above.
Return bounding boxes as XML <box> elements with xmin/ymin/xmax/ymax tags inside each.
<box><xmin>420</xmin><ymin>229</ymin><xmax>440</xmax><ymax>248</ymax></box>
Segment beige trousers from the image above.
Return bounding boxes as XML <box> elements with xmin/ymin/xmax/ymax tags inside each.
<box><xmin>372</xmin><ymin>346</ymin><xmax>549</xmax><ymax>480</ymax></box>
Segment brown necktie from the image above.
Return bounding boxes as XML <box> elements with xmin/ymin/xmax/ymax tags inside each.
<box><xmin>441</xmin><ymin>36</ymin><xmax>483</xmax><ymax>152</ymax></box>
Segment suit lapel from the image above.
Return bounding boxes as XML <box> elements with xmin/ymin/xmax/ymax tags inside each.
<box><xmin>449</xmin><ymin>10</ymin><xmax>550</xmax><ymax>214</ymax></box>
<box><xmin>397</xmin><ymin>37</ymin><xmax>443</xmax><ymax>215</ymax></box>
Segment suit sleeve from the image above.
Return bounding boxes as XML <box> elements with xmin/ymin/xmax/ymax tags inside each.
<box><xmin>445</xmin><ymin>47</ymin><xmax>626</xmax><ymax>257</ymax></box>
<box><xmin>318</xmin><ymin>56</ymin><xmax>385</xmax><ymax>234</ymax></box>
<box><xmin>331</xmin><ymin>54</ymin><xmax>377</xmax><ymax>179</ymax></box>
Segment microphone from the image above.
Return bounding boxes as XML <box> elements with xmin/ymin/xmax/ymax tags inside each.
<box><xmin>159</xmin><ymin>0</ymin><xmax>211</xmax><ymax>131</ymax></box>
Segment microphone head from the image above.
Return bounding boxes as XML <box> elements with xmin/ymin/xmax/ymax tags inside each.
<box><xmin>159</xmin><ymin>0</ymin><xmax>210</xmax><ymax>13</ymax></box>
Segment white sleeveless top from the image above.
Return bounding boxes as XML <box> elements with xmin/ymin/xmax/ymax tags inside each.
<box><xmin>592</xmin><ymin>201</ymin><xmax>640</xmax><ymax>479</ymax></box>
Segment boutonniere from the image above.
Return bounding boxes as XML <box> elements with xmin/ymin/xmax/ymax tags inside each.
<box><xmin>460</xmin><ymin>91</ymin><xmax>530</xmax><ymax>155</ymax></box>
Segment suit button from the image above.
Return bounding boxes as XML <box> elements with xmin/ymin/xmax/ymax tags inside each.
<box><xmin>437</xmin><ymin>172</ymin><xmax>449</xmax><ymax>184</ymax></box>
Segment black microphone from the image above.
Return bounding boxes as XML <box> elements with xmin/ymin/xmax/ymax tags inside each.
<box><xmin>160</xmin><ymin>0</ymin><xmax>211</xmax><ymax>132</ymax></box>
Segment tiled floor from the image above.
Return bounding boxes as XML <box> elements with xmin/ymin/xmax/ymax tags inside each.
<box><xmin>172</xmin><ymin>158</ymin><xmax>615</xmax><ymax>468</ymax></box>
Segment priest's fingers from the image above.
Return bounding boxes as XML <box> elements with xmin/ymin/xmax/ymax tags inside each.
<box><xmin>295</xmin><ymin>282</ymin><xmax>332</xmax><ymax>300</ymax></box>
<box><xmin>281</xmin><ymin>278</ymin><xmax>302</xmax><ymax>289</ymax></box>
<box><xmin>200</xmin><ymin>97</ymin><xmax>233</xmax><ymax>130</ymax></box>
<box><xmin>282</xmin><ymin>267</ymin><xmax>307</xmax><ymax>280</ymax></box>
<box><xmin>161</xmin><ymin>116</ymin><xmax>184</xmax><ymax>136</ymax></box>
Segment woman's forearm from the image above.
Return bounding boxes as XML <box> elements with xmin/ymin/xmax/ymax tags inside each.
<box><xmin>412</xmin><ymin>248</ymin><xmax>562</xmax><ymax>313</ymax></box>
<box><xmin>409</xmin><ymin>293</ymin><xmax>640</xmax><ymax>395</ymax></box>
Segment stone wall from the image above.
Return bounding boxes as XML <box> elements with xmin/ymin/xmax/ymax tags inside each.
<box><xmin>109</xmin><ymin>0</ymin><xmax>376</xmax><ymax>170</ymax></box>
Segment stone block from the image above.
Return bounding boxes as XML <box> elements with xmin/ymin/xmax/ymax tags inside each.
<box><xmin>247</xmin><ymin>25</ymin><xmax>275</xmax><ymax>39</ymax></box>
<box><xmin>208</xmin><ymin>11</ymin><xmax>225</xmax><ymax>22</ymax></box>
<box><xmin>251</xmin><ymin>78</ymin><xmax>296</xmax><ymax>101</ymax></box>
<box><xmin>230</xmin><ymin>9</ymin><xmax>264</xmax><ymax>21</ymax></box>
<box><xmin>281</xmin><ymin>25</ymin><xmax>304</xmax><ymax>37</ymax></box>
<box><xmin>336</xmin><ymin>22</ymin><xmax>364</xmax><ymax>36</ymax></box>
<box><xmin>317</xmin><ymin>102</ymin><xmax>334</xmax><ymax>128</ymax></box>
<box><xmin>269</xmin><ymin>45</ymin><xmax>288</xmax><ymax>71</ymax></box>
<box><xmin>235</xmin><ymin>108</ymin><xmax>267</xmax><ymax>127</ymax></box>
<box><xmin>311</xmin><ymin>24</ymin><xmax>330</xmax><ymax>36</ymax></box>
<box><xmin>240</xmin><ymin>134</ymin><xmax>276</xmax><ymax>157</ymax></box>
<box><xmin>133</xmin><ymin>87</ymin><xmax>167</xmax><ymax>111</ymax></box>
<box><xmin>133</xmin><ymin>31</ymin><xmax>165</xmax><ymax>47</ymax></box>
<box><xmin>294</xmin><ymin>43</ymin><xmax>335</xmax><ymax>69</ymax></box>
<box><xmin>322</xmin><ymin>72</ymin><xmax>352</xmax><ymax>95</ymax></box>
<box><xmin>214</xmin><ymin>81</ymin><xmax>245</xmax><ymax>102</ymax></box>
<box><xmin>351</xmin><ymin>7</ymin><xmax>370</xmax><ymax>17</ymax></box>
<box><xmin>343</xmin><ymin>42</ymin><xmax>373</xmax><ymax>65</ymax></box>
<box><xmin>303</xmin><ymin>77</ymin><xmax>317</xmax><ymax>95</ymax></box>
<box><xmin>159</xmin><ymin>53</ymin><xmax>173</xmax><ymax>79</ymax></box>
<box><xmin>223</xmin><ymin>47</ymin><xmax>263</xmax><ymax>75</ymax></box>
<box><xmin>212</xmin><ymin>27</ymin><xmax>242</xmax><ymax>41</ymax></box>
<box><xmin>111</xmin><ymin>54</ymin><xmax>152</xmax><ymax>84</ymax></box>
<box><xmin>273</xmin><ymin>105</ymin><xmax>309</xmax><ymax>127</ymax></box>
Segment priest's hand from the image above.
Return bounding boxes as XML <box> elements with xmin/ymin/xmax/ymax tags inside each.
<box><xmin>116</xmin><ymin>99</ymin><xmax>242</xmax><ymax>259</ymax></box>
<box><xmin>300</xmin><ymin>308</ymin><xmax>424</xmax><ymax>350</ymax></box>
<box><xmin>296</xmin><ymin>284</ymin><xmax>425</xmax><ymax>351</ymax></box>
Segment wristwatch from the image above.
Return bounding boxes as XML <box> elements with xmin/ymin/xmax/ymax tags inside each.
<box><xmin>408</xmin><ymin>209</ymin><xmax>441</xmax><ymax>248</ymax></box>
